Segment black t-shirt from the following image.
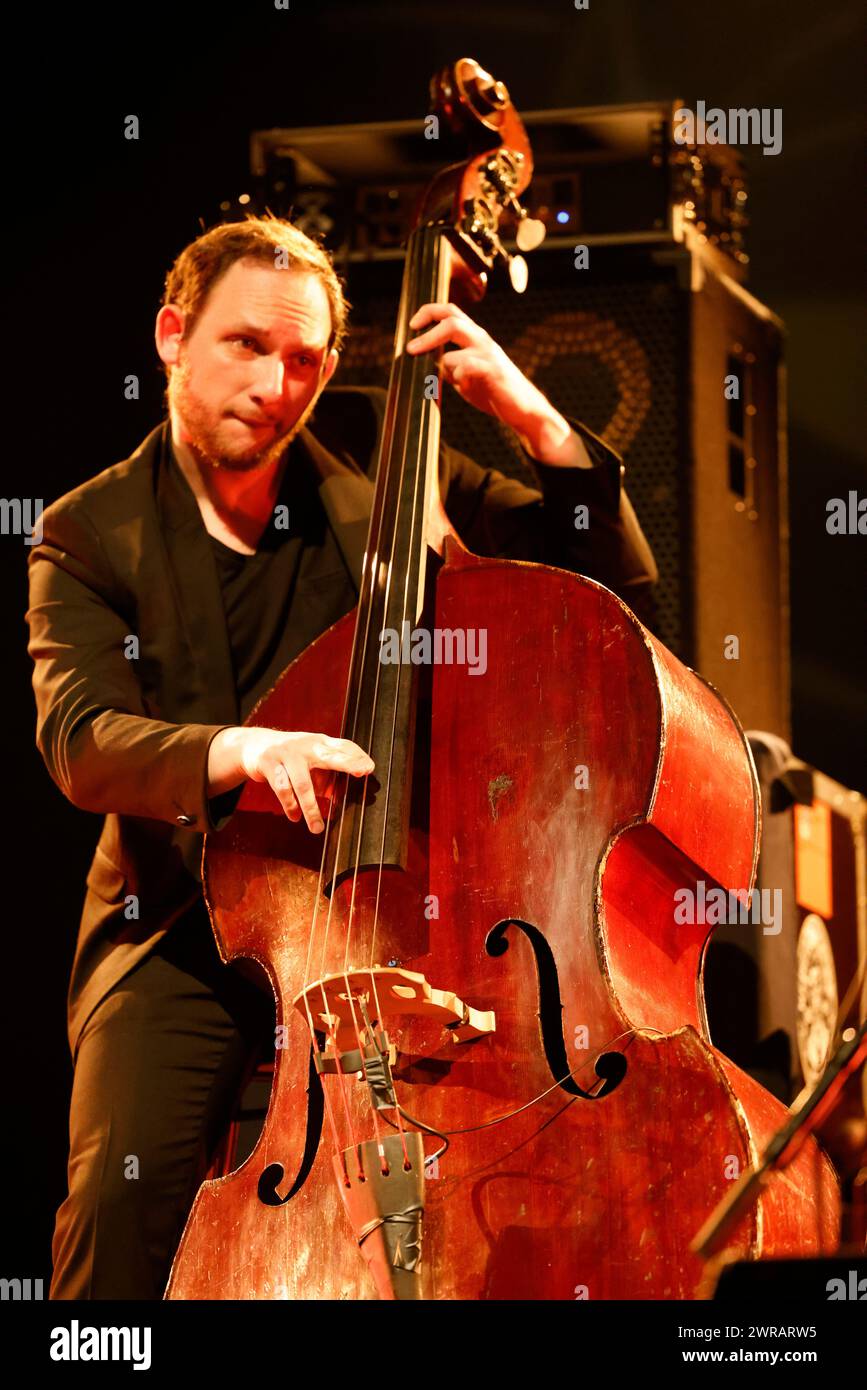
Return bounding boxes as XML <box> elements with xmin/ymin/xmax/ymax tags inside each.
<box><xmin>204</xmin><ymin>438</ymin><xmax>357</xmax><ymax>723</ymax></box>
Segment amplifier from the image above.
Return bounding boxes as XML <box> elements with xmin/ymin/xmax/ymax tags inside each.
<box><xmin>246</xmin><ymin>101</ymin><xmax>749</xmax><ymax>275</ymax></box>
<box><xmin>705</xmin><ymin>732</ymin><xmax>867</xmax><ymax>1115</ymax></box>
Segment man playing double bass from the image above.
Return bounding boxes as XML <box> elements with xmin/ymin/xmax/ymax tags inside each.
<box><xmin>26</xmin><ymin>213</ymin><xmax>657</xmax><ymax>1299</ymax></box>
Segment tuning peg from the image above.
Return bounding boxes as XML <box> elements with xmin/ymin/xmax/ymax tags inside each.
<box><xmin>503</xmin><ymin>193</ymin><xmax>546</xmax><ymax>252</ymax></box>
<box><xmin>484</xmin><ymin>228</ymin><xmax>528</xmax><ymax>292</ymax></box>
<box><xmin>508</xmin><ymin>254</ymin><xmax>529</xmax><ymax>293</ymax></box>
<box><xmin>515</xmin><ymin>216</ymin><xmax>546</xmax><ymax>252</ymax></box>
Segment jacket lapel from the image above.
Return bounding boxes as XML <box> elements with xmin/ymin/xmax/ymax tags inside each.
<box><xmin>295</xmin><ymin>423</ymin><xmax>373</xmax><ymax>594</ymax></box>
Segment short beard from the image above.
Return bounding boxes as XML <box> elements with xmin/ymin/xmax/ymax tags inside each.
<box><xmin>168</xmin><ymin>353</ymin><xmax>322</xmax><ymax>473</ymax></box>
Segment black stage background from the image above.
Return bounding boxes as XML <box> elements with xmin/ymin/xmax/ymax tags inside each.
<box><xmin>3</xmin><ymin>0</ymin><xmax>865</xmax><ymax>1292</ymax></box>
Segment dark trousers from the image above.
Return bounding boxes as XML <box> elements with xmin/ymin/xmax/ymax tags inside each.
<box><xmin>49</xmin><ymin>900</ymin><xmax>274</xmax><ymax>1300</ymax></box>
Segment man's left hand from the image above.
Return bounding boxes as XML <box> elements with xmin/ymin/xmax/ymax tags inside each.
<box><xmin>406</xmin><ymin>302</ymin><xmax>592</xmax><ymax>468</ymax></box>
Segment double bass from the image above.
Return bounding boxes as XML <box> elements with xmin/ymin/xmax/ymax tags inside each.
<box><xmin>166</xmin><ymin>59</ymin><xmax>840</xmax><ymax>1300</ymax></box>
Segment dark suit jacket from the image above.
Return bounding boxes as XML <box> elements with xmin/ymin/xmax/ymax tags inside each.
<box><xmin>26</xmin><ymin>385</ymin><xmax>657</xmax><ymax>1061</ymax></box>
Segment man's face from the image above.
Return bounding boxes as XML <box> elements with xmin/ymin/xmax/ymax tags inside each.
<box><xmin>159</xmin><ymin>259</ymin><xmax>338</xmax><ymax>471</ymax></box>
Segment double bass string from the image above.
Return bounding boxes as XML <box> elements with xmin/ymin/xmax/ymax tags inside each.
<box><xmin>292</xmin><ymin>393</ymin><xmax>405</xmax><ymax>1174</ymax></box>
<box><xmin>365</xmin><ymin>248</ymin><xmax>439</xmax><ymax>1003</ymax></box>
<box><xmin>334</xmin><ymin>232</ymin><xmax>441</xmax><ymax>1167</ymax></box>
<box><xmin>296</xmin><ymin>543</ymin><xmax>387</xmax><ymax>1173</ymax></box>
<box><xmin>295</xmin><ymin>246</ymin><xmax>431</xmax><ymax>1172</ymax></box>
<box><xmin>293</xmin><ymin>526</ymin><xmax>387</xmax><ymax>1172</ymax></box>
<box><xmin>338</xmin><ymin>259</ymin><xmax>435</xmax><ymax>1166</ymax></box>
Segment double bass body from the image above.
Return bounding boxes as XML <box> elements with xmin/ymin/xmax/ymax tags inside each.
<box><xmin>166</xmin><ymin>545</ymin><xmax>839</xmax><ymax>1299</ymax></box>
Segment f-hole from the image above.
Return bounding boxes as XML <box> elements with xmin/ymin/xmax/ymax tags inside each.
<box><xmin>257</xmin><ymin>1037</ymin><xmax>325</xmax><ymax>1206</ymax></box>
<box><xmin>486</xmin><ymin>918</ymin><xmax>627</xmax><ymax>1099</ymax></box>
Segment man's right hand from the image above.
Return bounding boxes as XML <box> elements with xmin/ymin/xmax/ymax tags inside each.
<box><xmin>208</xmin><ymin>727</ymin><xmax>374</xmax><ymax>833</ymax></box>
